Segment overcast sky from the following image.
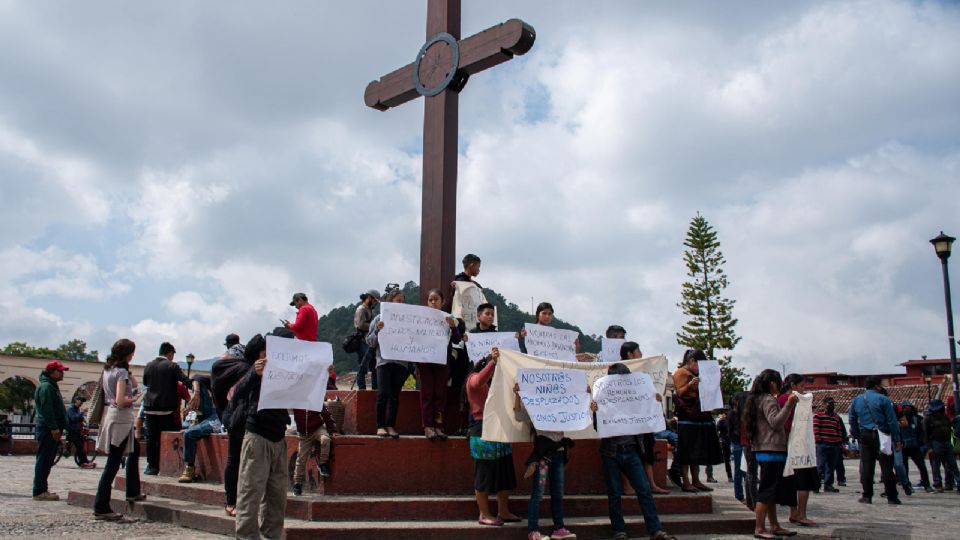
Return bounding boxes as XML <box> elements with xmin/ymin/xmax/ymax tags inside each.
<box><xmin>0</xmin><ymin>0</ymin><xmax>958</xmax><ymax>375</ymax></box>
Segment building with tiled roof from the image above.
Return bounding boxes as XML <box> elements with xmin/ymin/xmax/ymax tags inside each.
<box><xmin>810</xmin><ymin>379</ymin><xmax>951</xmax><ymax>416</ymax></box>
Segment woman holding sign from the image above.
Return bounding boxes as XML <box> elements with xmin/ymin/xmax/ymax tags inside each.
<box><xmin>778</xmin><ymin>374</ymin><xmax>817</xmax><ymax>527</ymax></box>
<box><xmin>466</xmin><ymin>349</ymin><xmax>521</xmax><ymax>526</ymax></box>
<box><xmin>367</xmin><ymin>286</ymin><xmax>409</xmax><ymax>438</ymax></box>
<box><xmin>519</xmin><ymin>302</ymin><xmax>580</xmax><ymax>355</ymax></box>
<box><xmin>672</xmin><ymin>349</ymin><xmax>723</xmax><ymax>492</ymax></box>
<box><xmin>420</xmin><ymin>288</ymin><xmax>464</xmax><ymax>440</ymax></box>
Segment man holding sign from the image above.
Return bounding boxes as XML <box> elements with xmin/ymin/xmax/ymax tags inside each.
<box><xmin>589</xmin><ymin>363</ymin><xmax>675</xmax><ymax>540</ymax></box>
<box><xmin>512</xmin><ymin>368</ymin><xmax>585</xmax><ymax>540</ymax></box>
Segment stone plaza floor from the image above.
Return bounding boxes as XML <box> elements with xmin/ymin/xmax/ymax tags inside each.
<box><xmin>0</xmin><ymin>454</ymin><xmax>957</xmax><ymax>539</ymax></box>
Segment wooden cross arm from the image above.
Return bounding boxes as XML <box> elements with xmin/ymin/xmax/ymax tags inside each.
<box><xmin>364</xmin><ymin>18</ymin><xmax>536</xmax><ymax>111</ymax></box>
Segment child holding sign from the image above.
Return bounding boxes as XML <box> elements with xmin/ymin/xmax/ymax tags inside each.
<box><xmin>590</xmin><ymin>363</ymin><xmax>676</xmax><ymax>540</ymax></box>
<box><xmin>520</xmin><ymin>302</ymin><xmax>580</xmax><ymax>354</ymax></box>
<box><xmin>420</xmin><ymin>288</ymin><xmax>463</xmax><ymax>440</ymax></box>
<box><xmin>620</xmin><ymin>342</ymin><xmax>670</xmax><ymax>495</ymax></box>
<box><xmin>513</xmin><ymin>381</ymin><xmax>576</xmax><ymax>540</ymax></box>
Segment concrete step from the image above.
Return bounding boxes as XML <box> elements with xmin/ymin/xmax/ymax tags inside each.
<box><xmin>115</xmin><ymin>475</ymin><xmax>713</xmax><ymax>521</ymax></box>
<box><xmin>67</xmin><ymin>489</ymin><xmax>755</xmax><ymax>539</ymax></box>
<box><xmin>158</xmin><ymin>431</ymin><xmax>669</xmax><ymax>495</ymax></box>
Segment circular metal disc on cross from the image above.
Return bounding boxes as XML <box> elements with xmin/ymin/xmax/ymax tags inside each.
<box><xmin>414</xmin><ymin>33</ymin><xmax>460</xmax><ymax>97</ymax></box>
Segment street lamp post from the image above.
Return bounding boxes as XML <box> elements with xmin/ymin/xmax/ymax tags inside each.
<box><xmin>186</xmin><ymin>353</ymin><xmax>196</xmax><ymax>379</ymax></box>
<box><xmin>930</xmin><ymin>231</ymin><xmax>959</xmax><ymax>417</ymax></box>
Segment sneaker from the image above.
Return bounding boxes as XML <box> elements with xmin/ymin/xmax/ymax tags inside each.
<box><xmin>706</xmin><ymin>477</ymin><xmax>718</xmax><ymax>483</ymax></box>
<box><xmin>318</xmin><ymin>464</ymin><xmax>331</xmax><ymax>477</ymax></box>
<box><xmin>143</xmin><ymin>467</ymin><xmax>159</xmax><ymax>476</ymax></box>
<box><xmin>613</xmin><ymin>533</ymin><xmax>628</xmax><ymax>540</ymax></box>
<box><xmin>79</xmin><ymin>462</ymin><xmax>97</xmax><ymax>469</ymax></box>
<box><xmin>825</xmin><ymin>486</ymin><xmax>840</xmax><ymax>493</ymax></box>
<box><xmin>527</xmin><ymin>532</ymin><xmax>544</xmax><ymax>540</ymax></box>
<box><xmin>292</xmin><ymin>483</ymin><xmax>303</xmax><ymax>496</ymax></box>
<box><xmin>125</xmin><ymin>494</ymin><xmax>146</xmax><ymax>502</ymax></box>
<box><xmin>924</xmin><ymin>487</ymin><xmax>935</xmax><ymax>493</ymax></box>
<box><xmin>551</xmin><ymin>527</ymin><xmax>576</xmax><ymax>539</ymax></box>
<box><xmin>913</xmin><ymin>481</ymin><xmax>925</xmax><ymax>488</ymax></box>
<box><xmin>32</xmin><ymin>492</ymin><xmax>60</xmax><ymax>501</ymax></box>
<box><xmin>178</xmin><ymin>465</ymin><xmax>196</xmax><ymax>483</ymax></box>
<box><xmin>838</xmin><ymin>481</ymin><xmax>847</xmax><ymax>487</ymax></box>
<box><xmin>887</xmin><ymin>497</ymin><xmax>902</xmax><ymax>505</ymax></box>
<box><xmin>93</xmin><ymin>511</ymin><xmax>124</xmax><ymax>521</ymax></box>
<box><xmin>857</xmin><ymin>497</ymin><xmax>872</xmax><ymax>504</ymax></box>
<box><xmin>903</xmin><ymin>485</ymin><xmax>913</xmax><ymax>496</ymax></box>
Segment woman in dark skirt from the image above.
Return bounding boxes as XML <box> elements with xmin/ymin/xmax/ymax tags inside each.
<box><xmin>671</xmin><ymin>349</ymin><xmax>723</xmax><ymax>492</ymax></box>
<box><xmin>743</xmin><ymin>369</ymin><xmax>799</xmax><ymax>539</ymax></box>
<box><xmin>465</xmin><ymin>349</ymin><xmax>519</xmax><ymax>526</ymax></box>
<box><xmin>778</xmin><ymin>373</ymin><xmax>818</xmax><ymax>526</ymax></box>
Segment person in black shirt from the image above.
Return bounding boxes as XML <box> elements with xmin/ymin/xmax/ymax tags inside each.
<box><xmin>142</xmin><ymin>342</ymin><xmax>189</xmax><ymax>475</ymax></box>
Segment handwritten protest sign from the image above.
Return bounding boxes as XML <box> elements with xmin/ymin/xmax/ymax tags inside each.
<box><xmin>451</xmin><ymin>281</ymin><xmax>495</xmax><ymax>331</ymax></box>
<box><xmin>465</xmin><ymin>332</ymin><xmax>520</xmax><ymax>362</ymax></box>
<box><xmin>592</xmin><ymin>372</ymin><xmax>666</xmax><ymax>437</ymax></box>
<box><xmin>785</xmin><ymin>392</ymin><xmax>816</xmax><ymax>476</ymax></box>
<box><xmin>517</xmin><ymin>368</ymin><xmax>591</xmax><ymax>432</ymax></box>
<box><xmin>600</xmin><ymin>337</ymin><xmax>626</xmax><ymax>362</ymax></box>
<box><xmin>523</xmin><ymin>323</ymin><xmax>577</xmax><ymax>361</ymax></box>
<box><xmin>378</xmin><ymin>302</ymin><xmax>451</xmax><ymax>364</ymax></box>
<box><xmin>258</xmin><ymin>336</ymin><xmax>333</xmax><ymax>411</ymax></box>
<box><xmin>697</xmin><ymin>359</ymin><xmax>724</xmax><ymax>411</ymax></box>
<box><xmin>481</xmin><ymin>349</ymin><xmax>669</xmax><ymax>442</ymax></box>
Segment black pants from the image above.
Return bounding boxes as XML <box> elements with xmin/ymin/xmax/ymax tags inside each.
<box><xmin>901</xmin><ymin>446</ymin><xmax>930</xmax><ymax>488</ymax></box>
<box><xmin>93</xmin><ymin>436</ymin><xmax>140</xmax><ymax>514</ymax></box>
<box><xmin>32</xmin><ymin>427</ymin><xmax>58</xmax><ymax>496</ymax></box>
<box><xmin>860</xmin><ymin>431</ymin><xmax>897</xmax><ymax>500</ymax></box>
<box><xmin>68</xmin><ymin>429</ymin><xmax>89</xmax><ymax>464</ymax></box>
<box><xmin>223</xmin><ymin>426</ymin><xmax>245</xmax><ymax>506</ymax></box>
<box><xmin>144</xmin><ymin>412</ymin><xmax>179</xmax><ymax>471</ymax></box>
<box><xmin>376</xmin><ymin>363</ymin><xmax>408</xmax><ymax>428</ymax></box>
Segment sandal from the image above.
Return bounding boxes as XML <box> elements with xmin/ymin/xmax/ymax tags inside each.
<box><xmin>376</xmin><ymin>428</ymin><xmax>390</xmax><ymax>438</ymax></box>
<box><xmin>753</xmin><ymin>534</ymin><xmax>778</xmax><ymax>540</ymax></box>
<box><xmin>789</xmin><ymin>518</ymin><xmax>816</xmax><ymax>526</ymax></box>
<box><xmin>499</xmin><ymin>515</ymin><xmax>522</xmax><ymax>523</ymax></box>
<box><xmin>478</xmin><ymin>516</ymin><xmax>504</xmax><ymax>526</ymax></box>
<box><xmin>225</xmin><ymin>506</ymin><xmax>237</xmax><ymax>517</ymax></box>
<box><xmin>771</xmin><ymin>528</ymin><xmax>797</xmax><ymax>537</ymax></box>
<box><xmin>692</xmin><ymin>483</ymin><xmax>714</xmax><ymax>492</ymax></box>
<box><xmin>94</xmin><ymin>512</ymin><xmax>124</xmax><ymax>521</ymax></box>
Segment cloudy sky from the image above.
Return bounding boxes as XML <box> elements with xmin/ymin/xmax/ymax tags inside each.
<box><xmin>1</xmin><ymin>0</ymin><xmax>958</xmax><ymax>375</ymax></box>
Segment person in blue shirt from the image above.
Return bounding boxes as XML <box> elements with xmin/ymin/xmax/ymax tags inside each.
<box><xmin>848</xmin><ymin>376</ymin><xmax>901</xmax><ymax>504</ymax></box>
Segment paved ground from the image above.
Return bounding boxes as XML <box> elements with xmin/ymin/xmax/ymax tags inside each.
<box><xmin>0</xmin><ymin>455</ymin><xmax>224</xmax><ymax>539</ymax></box>
<box><xmin>0</xmin><ymin>455</ymin><xmax>958</xmax><ymax>539</ymax></box>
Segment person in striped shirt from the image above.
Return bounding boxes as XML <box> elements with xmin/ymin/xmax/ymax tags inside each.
<box><xmin>813</xmin><ymin>397</ymin><xmax>845</xmax><ymax>493</ymax></box>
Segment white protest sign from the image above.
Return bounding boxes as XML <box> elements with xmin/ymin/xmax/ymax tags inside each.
<box><xmin>378</xmin><ymin>302</ymin><xmax>451</xmax><ymax>364</ymax></box>
<box><xmin>785</xmin><ymin>392</ymin><xmax>816</xmax><ymax>476</ymax></box>
<box><xmin>465</xmin><ymin>332</ymin><xmax>520</xmax><ymax>363</ymax></box>
<box><xmin>482</xmin><ymin>349</ymin><xmax>669</xmax><ymax>442</ymax></box>
<box><xmin>523</xmin><ymin>323</ymin><xmax>577</xmax><ymax>361</ymax></box>
<box><xmin>600</xmin><ymin>338</ymin><xmax>626</xmax><ymax>362</ymax></box>
<box><xmin>517</xmin><ymin>368</ymin><xmax>591</xmax><ymax>432</ymax></box>
<box><xmin>451</xmin><ymin>281</ymin><xmax>496</xmax><ymax>331</ymax></box>
<box><xmin>698</xmin><ymin>360</ymin><xmax>724</xmax><ymax>411</ymax></box>
<box><xmin>258</xmin><ymin>336</ymin><xmax>332</xmax><ymax>411</ymax></box>
<box><xmin>592</xmin><ymin>372</ymin><xmax>666</xmax><ymax>437</ymax></box>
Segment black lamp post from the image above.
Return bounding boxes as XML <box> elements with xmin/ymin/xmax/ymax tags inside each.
<box><xmin>186</xmin><ymin>353</ymin><xmax>195</xmax><ymax>379</ymax></box>
<box><xmin>930</xmin><ymin>231</ymin><xmax>959</xmax><ymax>417</ymax></box>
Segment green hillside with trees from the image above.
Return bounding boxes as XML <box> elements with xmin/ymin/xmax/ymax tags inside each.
<box><xmin>319</xmin><ymin>281</ymin><xmax>601</xmax><ymax>374</ymax></box>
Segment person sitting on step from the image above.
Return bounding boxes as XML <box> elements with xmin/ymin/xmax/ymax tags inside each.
<box><xmin>291</xmin><ymin>373</ymin><xmax>338</xmax><ymax>496</ymax></box>
<box><xmin>178</xmin><ymin>375</ymin><xmax>222</xmax><ymax>483</ymax></box>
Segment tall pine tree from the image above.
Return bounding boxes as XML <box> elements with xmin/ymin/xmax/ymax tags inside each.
<box><xmin>676</xmin><ymin>213</ymin><xmax>748</xmax><ymax>401</ymax></box>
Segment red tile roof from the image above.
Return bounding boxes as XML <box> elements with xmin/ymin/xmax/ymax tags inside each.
<box><xmin>811</xmin><ymin>381</ymin><xmax>949</xmax><ymax>415</ymax></box>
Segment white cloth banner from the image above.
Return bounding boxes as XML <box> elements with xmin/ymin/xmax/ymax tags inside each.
<box><xmin>523</xmin><ymin>323</ymin><xmax>577</xmax><ymax>361</ymax></box>
<box><xmin>697</xmin><ymin>360</ymin><xmax>724</xmax><ymax>411</ymax></box>
<box><xmin>465</xmin><ymin>332</ymin><xmax>520</xmax><ymax>363</ymax></box>
<box><xmin>517</xmin><ymin>368</ymin><xmax>591</xmax><ymax>432</ymax></box>
<box><xmin>451</xmin><ymin>281</ymin><xmax>496</xmax><ymax>331</ymax></box>
<box><xmin>378</xmin><ymin>302</ymin><xmax>451</xmax><ymax>364</ymax></box>
<box><xmin>599</xmin><ymin>337</ymin><xmax>626</xmax><ymax>362</ymax></box>
<box><xmin>258</xmin><ymin>336</ymin><xmax>333</xmax><ymax>411</ymax></box>
<box><xmin>785</xmin><ymin>392</ymin><xmax>817</xmax><ymax>476</ymax></box>
<box><xmin>482</xmin><ymin>348</ymin><xmax>669</xmax><ymax>442</ymax></box>
<box><xmin>592</xmin><ymin>372</ymin><xmax>667</xmax><ymax>437</ymax></box>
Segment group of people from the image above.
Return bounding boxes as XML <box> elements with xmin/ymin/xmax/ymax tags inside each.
<box><xmin>26</xmin><ymin>250</ymin><xmax>960</xmax><ymax>540</ymax></box>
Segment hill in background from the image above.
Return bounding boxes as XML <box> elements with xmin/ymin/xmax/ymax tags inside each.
<box><xmin>318</xmin><ymin>281</ymin><xmax>601</xmax><ymax>374</ymax></box>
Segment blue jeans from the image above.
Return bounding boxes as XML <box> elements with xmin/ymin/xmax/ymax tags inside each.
<box><xmin>183</xmin><ymin>418</ymin><xmax>221</xmax><ymax>465</ymax></box>
<box><xmin>33</xmin><ymin>426</ymin><xmax>59</xmax><ymax>496</ymax></box>
<box><xmin>816</xmin><ymin>443</ymin><xmax>841</xmax><ymax>487</ymax></box>
<box><xmin>527</xmin><ymin>451</ymin><xmax>565</xmax><ymax>532</ymax></box>
<box><xmin>930</xmin><ymin>440</ymin><xmax>959</xmax><ymax>490</ymax></box>
<box><xmin>732</xmin><ymin>443</ymin><xmax>745</xmax><ymax>500</ymax></box>
<box><xmin>893</xmin><ymin>448</ymin><xmax>910</xmax><ymax>488</ymax></box>
<box><xmin>601</xmin><ymin>446</ymin><xmax>662</xmax><ymax>536</ymax></box>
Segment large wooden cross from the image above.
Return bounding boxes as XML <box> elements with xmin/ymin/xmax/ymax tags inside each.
<box><xmin>365</xmin><ymin>0</ymin><xmax>535</xmax><ymax>304</ymax></box>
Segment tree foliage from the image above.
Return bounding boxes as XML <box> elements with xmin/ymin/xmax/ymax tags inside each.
<box><xmin>318</xmin><ymin>281</ymin><xmax>600</xmax><ymax>374</ymax></box>
<box><xmin>0</xmin><ymin>376</ymin><xmax>37</xmax><ymax>414</ymax></box>
<box><xmin>676</xmin><ymin>213</ymin><xmax>749</xmax><ymax>401</ymax></box>
<box><xmin>1</xmin><ymin>339</ymin><xmax>98</xmax><ymax>362</ymax></box>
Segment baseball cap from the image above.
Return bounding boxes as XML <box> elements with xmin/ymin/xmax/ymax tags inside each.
<box><xmin>290</xmin><ymin>292</ymin><xmax>308</xmax><ymax>306</ymax></box>
<box><xmin>45</xmin><ymin>360</ymin><xmax>69</xmax><ymax>372</ymax></box>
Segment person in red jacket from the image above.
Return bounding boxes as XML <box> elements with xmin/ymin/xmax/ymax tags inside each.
<box><xmin>283</xmin><ymin>292</ymin><xmax>318</xmax><ymax>341</ymax></box>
